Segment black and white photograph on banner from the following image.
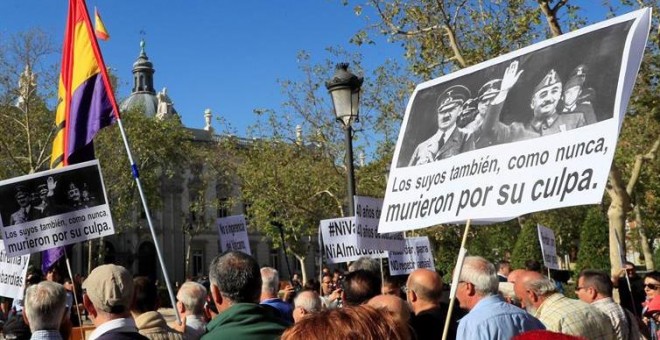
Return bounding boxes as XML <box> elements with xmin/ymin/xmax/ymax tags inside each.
<box><xmin>379</xmin><ymin>10</ymin><xmax>650</xmax><ymax>234</ymax></box>
<box><xmin>0</xmin><ymin>165</ymin><xmax>106</xmax><ymax>227</ymax></box>
<box><xmin>0</xmin><ymin>160</ymin><xmax>114</xmax><ymax>257</ymax></box>
<box><xmin>398</xmin><ymin>21</ymin><xmax>630</xmax><ymax>168</ymax></box>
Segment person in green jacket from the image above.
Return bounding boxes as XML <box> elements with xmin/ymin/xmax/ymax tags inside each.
<box><xmin>201</xmin><ymin>251</ymin><xmax>289</xmax><ymax>340</ymax></box>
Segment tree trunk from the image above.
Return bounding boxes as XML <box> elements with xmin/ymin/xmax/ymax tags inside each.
<box><xmin>295</xmin><ymin>254</ymin><xmax>307</xmax><ymax>284</ymax></box>
<box><xmin>607</xmin><ymin>165</ymin><xmax>630</xmax><ymax>276</ymax></box>
<box><xmin>634</xmin><ymin>205</ymin><xmax>655</xmax><ymax>270</ymax></box>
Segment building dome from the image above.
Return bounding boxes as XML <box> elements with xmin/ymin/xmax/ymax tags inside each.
<box><xmin>119</xmin><ymin>40</ymin><xmax>177</xmax><ymax>118</ymax></box>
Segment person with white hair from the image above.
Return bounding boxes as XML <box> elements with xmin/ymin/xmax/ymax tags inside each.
<box><xmin>292</xmin><ymin>290</ymin><xmax>322</xmax><ymax>323</ymax></box>
<box><xmin>175</xmin><ymin>282</ymin><xmax>207</xmax><ymax>340</ymax></box>
<box><xmin>514</xmin><ymin>270</ymin><xmax>615</xmax><ymax>339</ymax></box>
<box><xmin>24</xmin><ymin>281</ymin><xmax>68</xmax><ymax>340</ymax></box>
<box><xmin>455</xmin><ymin>256</ymin><xmax>545</xmax><ymax>340</ymax></box>
<box><xmin>259</xmin><ymin>267</ymin><xmax>293</xmax><ymax>325</ymax></box>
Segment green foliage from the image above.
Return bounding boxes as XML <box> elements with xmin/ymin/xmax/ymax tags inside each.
<box><xmin>466</xmin><ymin>221</ymin><xmax>520</xmax><ymax>263</ymax></box>
<box><xmin>94</xmin><ymin>109</ymin><xmax>194</xmax><ymax>232</ymax></box>
<box><xmin>228</xmin><ymin>138</ymin><xmax>342</xmax><ymax>258</ymax></box>
<box><xmin>575</xmin><ymin>207</ymin><xmax>611</xmax><ymax>273</ymax></box>
<box><xmin>510</xmin><ymin>218</ymin><xmax>542</xmax><ymax>270</ymax></box>
<box><xmin>0</xmin><ymin>29</ymin><xmax>58</xmax><ymax>178</ymax></box>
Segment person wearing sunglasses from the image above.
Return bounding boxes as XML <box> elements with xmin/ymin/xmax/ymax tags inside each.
<box><xmin>641</xmin><ymin>271</ymin><xmax>660</xmax><ymax>339</ymax></box>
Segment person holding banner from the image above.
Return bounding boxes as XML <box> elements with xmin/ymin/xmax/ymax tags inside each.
<box><xmin>455</xmin><ymin>257</ymin><xmax>545</xmax><ymax>339</ymax></box>
<box><xmin>482</xmin><ymin>61</ymin><xmax>586</xmax><ymax>144</ymax></box>
<box><xmin>408</xmin><ymin>85</ymin><xmax>475</xmax><ymax>166</ymax></box>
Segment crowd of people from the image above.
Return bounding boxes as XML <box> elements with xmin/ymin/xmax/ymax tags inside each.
<box><xmin>1</xmin><ymin>252</ymin><xmax>658</xmax><ymax>340</ymax></box>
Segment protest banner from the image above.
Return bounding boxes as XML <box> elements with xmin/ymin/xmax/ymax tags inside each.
<box><xmin>0</xmin><ymin>160</ymin><xmax>114</xmax><ymax>258</ymax></box>
<box><xmin>537</xmin><ymin>224</ymin><xmax>559</xmax><ymax>270</ymax></box>
<box><xmin>354</xmin><ymin>196</ymin><xmax>405</xmax><ymax>250</ymax></box>
<box><xmin>379</xmin><ymin>9</ymin><xmax>651</xmax><ymax>233</ymax></box>
<box><xmin>217</xmin><ymin>214</ymin><xmax>251</xmax><ymax>255</ymax></box>
<box><xmin>320</xmin><ymin>217</ymin><xmax>386</xmax><ymax>264</ymax></box>
<box><xmin>388</xmin><ymin>237</ymin><xmax>434</xmax><ymax>275</ymax></box>
<box><xmin>0</xmin><ymin>240</ymin><xmax>30</xmax><ymax>299</ymax></box>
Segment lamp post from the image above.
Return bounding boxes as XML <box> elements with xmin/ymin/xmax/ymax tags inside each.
<box><xmin>326</xmin><ymin>63</ymin><xmax>363</xmax><ymax>216</ymax></box>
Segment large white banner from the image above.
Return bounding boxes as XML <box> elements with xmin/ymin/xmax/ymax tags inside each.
<box><xmin>0</xmin><ymin>160</ymin><xmax>114</xmax><ymax>257</ymax></box>
<box><xmin>0</xmin><ymin>240</ymin><xmax>30</xmax><ymax>299</ymax></box>
<box><xmin>217</xmin><ymin>214</ymin><xmax>251</xmax><ymax>255</ymax></box>
<box><xmin>537</xmin><ymin>224</ymin><xmax>559</xmax><ymax>270</ymax></box>
<box><xmin>379</xmin><ymin>9</ymin><xmax>651</xmax><ymax>233</ymax></box>
<box><xmin>354</xmin><ymin>196</ymin><xmax>405</xmax><ymax>250</ymax></box>
<box><xmin>388</xmin><ymin>237</ymin><xmax>435</xmax><ymax>276</ymax></box>
<box><xmin>320</xmin><ymin>217</ymin><xmax>386</xmax><ymax>264</ymax></box>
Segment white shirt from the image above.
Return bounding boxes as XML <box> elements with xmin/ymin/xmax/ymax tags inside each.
<box><xmin>87</xmin><ymin>317</ymin><xmax>140</xmax><ymax>340</ymax></box>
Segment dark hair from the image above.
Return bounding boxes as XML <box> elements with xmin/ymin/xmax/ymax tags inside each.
<box><xmin>498</xmin><ymin>261</ymin><xmax>511</xmax><ymax>271</ymax></box>
<box><xmin>209</xmin><ymin>251</ymin><xmax>261</xmax><ymax>303</ymax></box>
<box><xmin>645</xmin><ymin>271</ymin><xmax>660</xmax><ymax>283</ymax></box>
<box><xmin>342</xmin><ymin>270</ymin><xmax>381</xmax><ymax>306</ymax></box>
<box><xmin>132</xmin><ymin>276</ymin><xmax>158</xmax><ymax>313</ymax></box>
<box><xmin>525</xmin><ymin>260</ymin><xmax>541</xmax><ymax>272</ymax></box>
<box><xmin>579</xmin><ymin>270</ymin><xmax>613</xmax><ymax>297</ymax></box>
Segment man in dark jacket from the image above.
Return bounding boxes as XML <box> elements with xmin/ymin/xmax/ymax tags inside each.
<box><xmin>202</xmin><ymin>251</ymin><xmax>288</xmax><ymax>340</ymax></box>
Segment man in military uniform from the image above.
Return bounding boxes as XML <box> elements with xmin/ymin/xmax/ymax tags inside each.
<box><xmin>462</xmin><ymin>79</ymin><xmax>501</xmax><ymax>148</ymax></box>
<box><xmin>9</xmin><ymin>185</ymin><xmax>33</xmax><ymax>225</ymax></box>
<box><xmin>482</xmin><ymin>61</ymin><xmax>586</xmax><ymax>144</ymax></box>
<box><xmin>562</xmin><ymin>64</ymin><xmax>597</xmax><ymax>124</ymax></box>
<box><xmin>408</xmin><ymin>85</ymin><xmax>475</xmax><ymax>166</ymax></box>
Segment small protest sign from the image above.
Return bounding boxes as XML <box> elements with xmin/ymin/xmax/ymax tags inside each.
<box><xmin>320</xmin><ymin>217</ymin><xmax>386</xmax><ymax>264</ymax></box>
<box><xmin>354</xmin><ymin>196</ymin><xmax>405</xmax><ymax>250</ymax></box>
<box><xmin>0</xmin><ymin>240</ymin><xmax>30</xmax><ymax>299</ymax></box>
<box><xmin>537</xmin><ymin>224</ymin><xmax>559</xmax><ymax>270</ymax></box>
<box><xmin>217</xmin><ymin>214</ymin><xmax>251</xmax><ymax>255</ymax></box>
<box><xmin>0</xmin><ymin>160</ymin><xmax>114</xmax><ymax>257</ymax></box>
<box><xmin>379</xmin><ymin>9</ymin><xmax>651</xmax><ymax>233</ymax></box>
<box><xmin>388</xmin><ymin>237</ymin><xmax>435</xmax><ymax>276</ymax></box>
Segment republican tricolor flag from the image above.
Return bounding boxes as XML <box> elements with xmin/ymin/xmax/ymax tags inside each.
<box><xmin>50</xmin><ymin>0</ymin><xmax>119</xmax><ymax>169</ymax></box>
<box><xmin>46</xmin><ymin>0</ymin><xmax>119</xmax><ymax>272</ymax></box>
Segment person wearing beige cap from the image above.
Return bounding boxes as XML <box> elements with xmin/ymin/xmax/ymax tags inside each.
<box><xmin>82</xmin><ymin>264</ymin><xmax>148</xmax><ymax>340</ymax></box>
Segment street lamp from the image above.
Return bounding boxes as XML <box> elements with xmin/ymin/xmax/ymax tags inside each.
<box><xmin>326</xmin><ymin>63</ymin><xmax>363</xmax><ymax>216</ymax></box>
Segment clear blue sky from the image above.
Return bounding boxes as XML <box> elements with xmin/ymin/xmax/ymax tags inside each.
<box><xmin>0</xmin><ymin>0</ymin><xmax>617</xmax><ymax>135</ymax></box>
<box><xmin>1</xmin><ymin>0</ymin><xmax>402</xmax><ymax>134</ymax></box>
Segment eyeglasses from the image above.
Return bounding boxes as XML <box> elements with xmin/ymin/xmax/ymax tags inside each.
<box><xmin>644</xmin><ymin>283</ymin><xmax>660</xmax><ymax>290</ymax></box>
<box><xmin>575</xmin><ymin>286</ymin><xmax>586</xmax><ymax>292</ymax></box>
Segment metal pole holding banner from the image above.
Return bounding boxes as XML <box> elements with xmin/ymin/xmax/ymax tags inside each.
<box><xmin>115</xmin><ymin>119</ymin><xmax>180</xmax><ymax>324</ymax></box>
<box><xmin>442</xmin><ymin>220</ymin><xmax>471</xmax><ymax>340</ymax></box>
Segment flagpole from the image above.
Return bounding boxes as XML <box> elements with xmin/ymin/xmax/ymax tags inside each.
<box><xmin>115</xmin><ymin>118</ymin><xmax>181</xmax><ymax>324</ymax></box>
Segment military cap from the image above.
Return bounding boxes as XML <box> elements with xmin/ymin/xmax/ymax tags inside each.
<box><xmin>565</xmin><ymin>64</ymin><xmax>587</xmax><ymax>89</ymax></box>
<box><xmin>478</xmin><ymin>79</ymin><xmax>502</xmax><ymax>101</ymax></box>
<box><xmin>533</xmin><ymin>69</ymin><xmax>562</xmax><ymax>94</ymax></box>
<box><xmin>14</xmin><ymin>185</ymin><xmax>28</xmax><ymax>198</ymax></box>
<box><xmin>436</xmin><ymin>85</ymin><xmax>471</xmax><ymax>111</ymax></box>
